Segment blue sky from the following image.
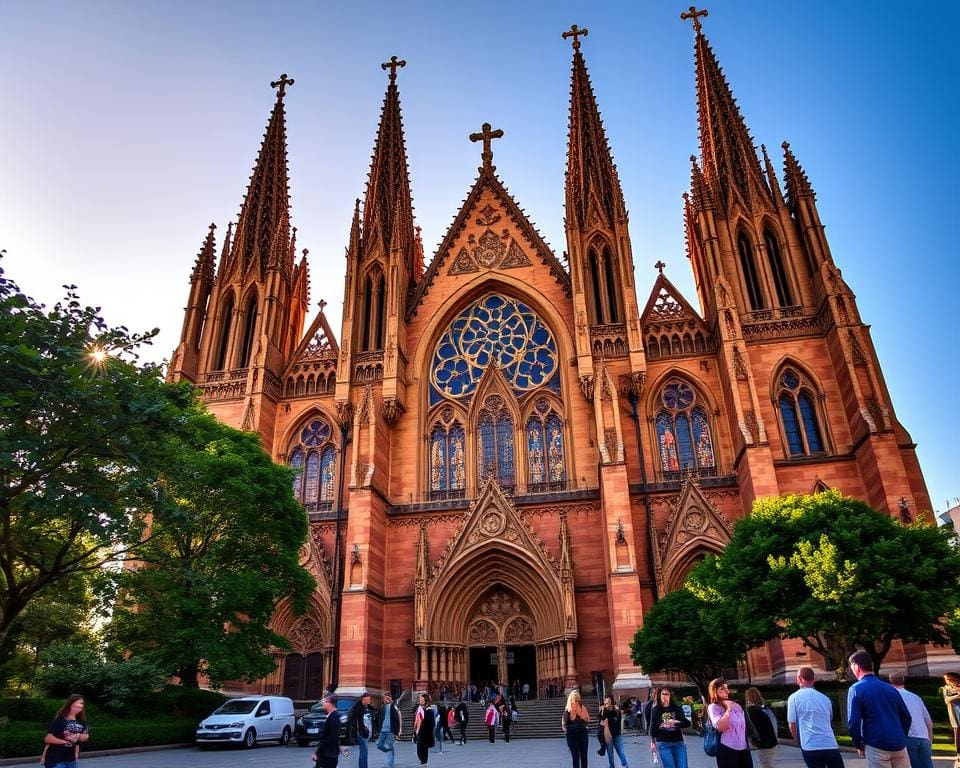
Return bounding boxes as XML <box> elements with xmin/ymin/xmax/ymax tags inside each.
<box><xmin>1</xmin><ymin>1</ymin><xmax>957</xmax><ymax>514</ymax></box>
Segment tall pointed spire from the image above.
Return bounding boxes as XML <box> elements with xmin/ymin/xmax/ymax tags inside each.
<box><xmin>564</xmin><ymin>24</ymin><xmax>626</xmax><ymax>229</ymax></box>
<box><xmin>363</xmin><ymin>56</ymin><xmax>416</xmax><ymax>274</ymax></box>
<box><xmin>191</xmin><ymin>223</ymin><xmax>217</xmax><ymax>283</ymax></box>
<box><xmin>781</xmin><ymin>141</ymin><xmax>815</xmax><ymax>206</ymax></box>
<box><xmin>683</xmin><ymin>9</ymin><xmax>772</xmax><ymax>213</ymax></box>
<box><xmin>229</xmin><ymin>74</ymin><xmax>294</xmax><ymax>280</ymax></box>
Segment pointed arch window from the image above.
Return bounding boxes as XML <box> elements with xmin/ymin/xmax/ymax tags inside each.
<box><xmin>428</xmin><ymin>408</ymin><xmax>466</xmax><ymax>500</ymax></box>
<box><xmin>289</xmin><ymin>418</ymin><xmax>337</xmax><ymax>511</ymax></box>
<box><xmin>764</xmin><ymin>229</ymin><xmax>793</xmax><ymax>307</ymax></box>
<box><xmin>238</xmin><ymin>293</ymin><xmax>259</xmax><ymax>368</ymax></box>
<box><xmin>654</xmin><ymin>380</ymin><xmax>716</xmax><ymax>480</ymax></box>
<box><xmin>737</xmin><ymin>234</ymin><xmax>765</xmax><ymax>311</ymax></box>
<box><xmin>214</xmin><ymin>294</ymin><xmax>234</xmax><ymax>371</ymax></box>
<box><xmin>586</xmin><ymin>242</ymin><xmax>622</xmax><ymax>324</ymax></box>
<box><xmin>477</xmin><ymin>394</ymin><xmax>515</xmax><ymax>491</ymax></box>
<box><xmin>526</xmin><ymin>398</ymin><xmax>565</xmax><ymax>491</ymax></box>
<box><xmin>777</xmin><ymin>368</ymin><xmax>826</xmax><ymax>456</ymax></box>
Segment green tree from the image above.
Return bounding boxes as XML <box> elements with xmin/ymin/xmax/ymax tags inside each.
<box><xmin>107</xmin><ymin>412</ymin><xmax>314</xmax><ymax>687</ymax></box>
<box><xmin>688</xmin><ymin>490</ymin><xmax>960</xmax><ymax>680</ymax></box>
<box><xmin>630</xmin><ymin>584</ymin><xmax>748</xmax><ymax>696</ymax></box>
<box><xmin>0</xmin><ymin>266</ymin><xmax>193</xmax><ymax>655</ymax></box>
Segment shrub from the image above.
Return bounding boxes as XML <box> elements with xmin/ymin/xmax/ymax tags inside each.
<box><xmin>101</xmin><ymin>656</ymin><xmax>167</xmax><ymax>712</ymax></box>
<box><xmin>34</xmin><ymin>644</ymin><xmax>103</xmax><ymax>700</ymax></box>
<box><xmin>158</xmin><ymin>685</ymin><xmax>228</xmax><ymax>719</ymax></box>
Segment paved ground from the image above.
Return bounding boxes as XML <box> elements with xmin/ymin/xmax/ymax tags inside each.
<box><xmin>6</xmin><ymin>735</ymin><xmax>813</xmax><ymax>768</ymax></box>
<box><xmin>7</xmin><ymin>737</ymin><xmax>958</xmax><ymax>768</ymax></box>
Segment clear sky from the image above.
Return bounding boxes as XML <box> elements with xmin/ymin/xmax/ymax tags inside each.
<box><xmin>1</xmin><ymin>1</ymin><xmax>957</xmax><ymax>514</ymax></box>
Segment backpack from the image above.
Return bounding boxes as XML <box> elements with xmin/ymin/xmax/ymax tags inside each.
<box><xmin>703</xmin><ymin>707</ymin><xmax>720</xmax><ymax>757</ymax></box>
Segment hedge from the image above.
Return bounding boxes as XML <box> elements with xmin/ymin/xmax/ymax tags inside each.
<box><xmin>0</xmin><ymin>719</ymin><xmax>197</xmax><ymax>759</ymax></box>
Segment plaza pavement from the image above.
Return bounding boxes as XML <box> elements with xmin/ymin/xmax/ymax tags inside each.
<box><xmin>4</xmin><ymin>735</ymin><xmax>814</xmax><ymax>768</ymax></box>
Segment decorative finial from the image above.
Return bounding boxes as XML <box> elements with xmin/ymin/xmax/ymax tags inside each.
<box><xmin>381</xmin><ymin>55</ymin><xmax>406</xmax><ymax>82</ymax></box>
<box><xmin>319</xmin><ymin>299</ymin><xmax>327</xmax><ymax>312</ymax></box>
<box><xmin>469</xmin><ymin>122</ymin><xmax>504</xmax><ymax>169</ymax></box>
<box><xmin>270</xmin><ymin>73</ymin><xmax>295</xmax><ymax>98</ymax></box>
<box><xmin>680</xmin><ymin>6</ymin><xmax>709</xmax><ymax>33</ymax></box>
<box><xmin>655</xmin><ymin>260</ymin><xmax>666</xmax><ymax>275</ymax></box>
<box><xmin>562</xmin><ymin>24</ymin><xmax>589</xmax><ymax>50</ymax></box>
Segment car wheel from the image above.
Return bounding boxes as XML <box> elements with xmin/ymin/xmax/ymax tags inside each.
<box><xmin>279</xmin><ymin>726</ymin><xmax>291</xmax><ymax>745</ymax></box>
<box><xmin>243</xmin><ymin>728</ymin><xmax>257</xmax><ymax>749</ymax></box>
<box><xmin>297</xmin><ymin>738</ymin><xmax>311</xmax><ymax>747</ymax></box>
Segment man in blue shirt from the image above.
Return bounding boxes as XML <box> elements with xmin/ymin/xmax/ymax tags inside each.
<box><xmin>847</xmin><ymin>651</ymin><xmax>911</xmax><ymax>768</ymax></box>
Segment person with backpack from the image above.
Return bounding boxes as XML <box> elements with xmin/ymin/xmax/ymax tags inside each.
<box><xmin>744</xmin><ymin>687</ymin><xmax>778</xmax><ymax>768</ymax></box>
<box><xmin>707</xmin><ymin>678</ymin><xmax>752</xmax><ymax>768</ymax></box>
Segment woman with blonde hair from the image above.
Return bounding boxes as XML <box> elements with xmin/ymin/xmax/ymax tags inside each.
<box><xmin>562</xmin><ymin>689</ymin><xmax>591</xmax><ymax>768</ymax></box>
<box><xmin>707</xmin><ymin>678</ymin><xmax>752</xmax><ymax>768</ymax></box>
<box><xmin>744</xmin><ymin>687</ymin><xmax>777</xmax><ymax>768</ymax></box>
<box><xmin>942</xmin><ymin>673</ymin><xmax>960</xmax><ymax>768</ymax></box>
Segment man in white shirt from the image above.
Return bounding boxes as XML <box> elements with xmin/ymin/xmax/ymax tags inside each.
<box><xmin>888</xmin><ymin>672</ymin><xmax>934</xmax><ymax>768</ymax></box>
<box><xmin>787</xmin><ymin>666</ymin><xmax>845</xmax><ymax>768</ymax></box>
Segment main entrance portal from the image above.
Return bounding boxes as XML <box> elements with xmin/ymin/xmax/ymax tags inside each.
<box><xmin>468</xmin><ymin>644</ymin><xmax>537</xmax><ymax>696</ymax></box>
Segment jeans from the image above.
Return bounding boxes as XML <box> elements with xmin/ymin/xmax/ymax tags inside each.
<box><xmin>656</xmin><ymin>740</ymin><xmax>687</xmax><ymax>768</ymax></box>
<box><xmin>48</xmin><ymin>764</ymin><xmax>77</xmax><ymax>768</ymax></box>
<box><xmin>434</xmin><ymin>724</ymin><xmax>443</xmax><ymax>752</ymax></box>
<box><xmin>357</xmin><ymin>733</ymin><xmax>368</xmax><ymax>768</ymax></box>
<box><xmin>605</xmin><ymin>734</ymin><xmax>630</xmax><ymax>768</ymax></box>
<box><xmin>904</xmin><ymin>737</ymin><xmax>933</xmax><ymax>768</ymax></box>
<box><xmin>376</xmin><ymin>731</ymin><xmax>395</xmax><ymax>768</ymax></box>
<box><xmin>566</xmin><ymin>729</ymin><xmax>589</xmax><ymax>768</ymax></box>
<box><xmin>800</xmin><ymin>748</ymin><xmax>846</xmax><ymax>768</ymax></box>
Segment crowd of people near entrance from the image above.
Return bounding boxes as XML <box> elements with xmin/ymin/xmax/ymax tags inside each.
<box><xmin>309</xmin><ymin>662</ymin><xmax>960</xmax><ymax>768</ymax></box>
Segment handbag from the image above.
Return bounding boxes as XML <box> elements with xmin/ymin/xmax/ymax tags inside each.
<box><xmin>703</xmin><ymin>709</ymin><xmax>720</xmax><ymax>757</ymax></box>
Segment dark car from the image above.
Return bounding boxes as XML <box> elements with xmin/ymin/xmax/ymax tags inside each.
<box><xmin>295</xmin><ymin>697</ymin><xmax>355</xmax><ymax>747</ymax></box>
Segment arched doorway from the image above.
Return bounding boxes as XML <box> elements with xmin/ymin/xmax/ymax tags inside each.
<box><xmin>413</xmin><ymin>480</ymin><xmax>579</xmax><ymax>697</ymax></box>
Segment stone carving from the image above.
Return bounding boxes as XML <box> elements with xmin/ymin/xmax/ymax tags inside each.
<box><xmin>288</xmin><ymin>617</ymin><xmax>325</xmax><ymax>654</ymax></box>
<box><xmin>476</xmin><ymin>204</ymin><xmax>502</xmax><ymax>227</ymax></box>
<box><xmin>578</xmin><ymin>374</ymin><xmax>595</xmax><ymax>402</ymax></box>
<box><xmin>504</xmin><ymin>617</ymin><xmax>534</xmax><ymax>642</ymax></box>
<box><xmin>478</xmin><ymin>590</ymin><xmax>523</xmax><ymax>623</ymax></box>
<box><xmin>449</xmin><ymin>246</ymin><xmax>479</xmax><ymax>275</ymax></box>
<box><xmin>501</xmin><ymin>238</ymin><xmax>531</xmax><ymax>268</ymax></box>
<box><xmin>469</xmin><ymin>620</ymin><xmax>497</xmax><ymax>643</ymax></box>
<box><xmin>847</xmin><ymin>329</ymin><xmax>868</xmax><ymax>365</ymax></box>
<box><xmin>733</xmin><ymin>346</ymin><xmax>748</xmax><ymax>380</ymax></box>
<box><xmin>473</xmin><ymin>228</ymin><xmax>506</xmax><ymax>267</ymax></box>
<box><xmin>619</xmin><ymin>371</ymin><xmax>645</xmax><ymax>399</ymax></box>
<box><xmin>336</xmin><ymin>400</ymin><xmax>354</xmax><ymax>428</ymax></box>
<box><xmin>382</xmin><ymin>397</ymin><xmax>406</xmax><ymax>425</ymax></box>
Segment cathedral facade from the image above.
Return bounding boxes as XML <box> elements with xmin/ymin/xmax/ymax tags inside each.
<box><xmin>168</xmin><ymin>16</ymin><xmax>938</xmax><ymax>699</ymax></box>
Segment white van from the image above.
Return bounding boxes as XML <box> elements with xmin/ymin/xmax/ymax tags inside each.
<box><xmin>196</xmin><ymin>695</ymin><xmax>296</xmax><ymax>748</ymax></box>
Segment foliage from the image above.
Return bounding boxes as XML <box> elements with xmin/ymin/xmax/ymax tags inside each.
<box><xmin>0</xmin><ymin>717</ymin><xmax>197</xmax><ymax>758</ymax></box>
<box><xmin>34</xmin><ymin>642</ymin><xmax>166</xmax><ymax>711</ymax></box>
<box><xmin>0</xmin><ymin>572</ymin><xmax>96</xmax><ymax>693</ymax></box>
<box><xmin>688</xmin><ymin>491</ymin><xmax>960</xmax><ymax>680</ymax></box>
<box><xmin>156</xmin><ymin>684</ymin><xmax>227</xmax><ymax>719</ymax></box>
<box><xmin>630</xmin><ymin>586</ymin><xmax>749</xmax><ymax>696</ymax></box>
<box><xmin>107</xmin><ymin>411</ymin><xmax>314</xmax><ymax>688</ymax></box>
<box><xmin>0</xmin><ymin>264</ymin><xmax>195</xmax><ymax>657</ymax></box>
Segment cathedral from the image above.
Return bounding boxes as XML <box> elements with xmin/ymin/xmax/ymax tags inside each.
<box><xmin>167</xmin><ymin>11</ymin><xmax>940</xmax><ymax>699</ymax></box>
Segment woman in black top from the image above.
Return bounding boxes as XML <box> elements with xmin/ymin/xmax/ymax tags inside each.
<box><xmin>562</xmin><ymin>690</ymin><xmax>591</xmax><ymax>768</ymax></box>
<box><xmin>744</xmin><ymin>687</ymin><xmax>778</xmax><ymax>768</ymax></box>
<box><xmin>649</xmin><ymin>687</ymin><xmax>691</xmax><ymax>768</ymax></box>
<box><xmin>598</xmin><ymin>695</ymin><xmax>629</xmax><ymax>768</ymax></box>
<box><xmin>44</xmin><ymin>694</ymin><xmax>89</xmax><ymax>768</ymax></box>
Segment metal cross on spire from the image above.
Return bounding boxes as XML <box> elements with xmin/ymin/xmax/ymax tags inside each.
<box><xmin>655</xmin><ymin>260</ymin><xmax>666</xmax><ymax>275</ymax></box>
<box><xmin>381</xmin><ymin>55</ymin><xmax>406</xmax><ymax>82</ymax></box>
<box><xmin>469</xmin><ymin>122</ymin><xmax>504</xmax><ymax>169</ymax></box>
<box><xmin>270</xmin><ymin>73</ymin><xmax>295</xmax><ymax>97</ymax></box>
<box><xmin>562</xmin><ymin>23</ymin><xmax>589</xmax><ymax>50</ymax></box>
<box><xmin>680</xmin><ymin>6</ymin><xmax>709</xmax><ymax>33</ymax></box>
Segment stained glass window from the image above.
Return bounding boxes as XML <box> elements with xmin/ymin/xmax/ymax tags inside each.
<box><xmin>430</xmin><ymin>294</ymin><xmax>559</xmax><ymax>405</ymax></box>
<box><xmin>289</xmin><ymin>418</ymin><xmax>336</xmax><ymax>510</ymax></box>
<box><xmin>477</xmin><ymin>396</ymin><xmax>515</xmax><ymax>490</ymax></box>
<box><xmin>777</xmin><ymin>368</ymin><xmax>825</xmax><ymax>456</ymax></box>
<box><xmin>429</xmin><ymin>421</ymin><xmax>465</xmax><ymax>499</ymax></box>
<box><xmin>526</xmin><ymin>401</ymin><xmax>565</xmax><ymax>491</ymax></box>
<box><xmin>655</xmin><ymin>381</ymin><xmax>716</xmax><ymax>478</ymax></box>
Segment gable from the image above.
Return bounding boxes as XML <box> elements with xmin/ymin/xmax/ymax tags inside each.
<box><xmin>407</xmin><ymin>169</ymin><xmax>570</xmax><ymax>319</ymax></box>
<box><xmin>641</xmin><ymin>273</ymin><xmax>713</xmax><ymax>358</ymax></box>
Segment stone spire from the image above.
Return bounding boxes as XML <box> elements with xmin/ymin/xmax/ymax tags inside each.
<box><xmin>363</xmin><ymin>56</ymin><xmax>416</xmax><ymax>275</ymax></box>
<box><xmin>226</xmin><ymin>75</ymin><xmax>294</xmax><ymax>281</ymax></box>
<box><xmin>564</xmin><ymin>25</ymin><xmax>626</xmax><ymax>230</ymax></box>
<box><xmin>191</xmin><ymin>222</ymin><xmax>217</xmax><ymax>283</ymax></box>
<box><xmin>781</xmin><ymin>140</ymin><xmax>815</xmax><ymax>206</ymax></box>
<box><xmin>684</xmin><ymin>11</ymin><xmax>772</xmax><ymax>214</ymax></box>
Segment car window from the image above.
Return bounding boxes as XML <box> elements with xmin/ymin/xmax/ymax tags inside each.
<box><xmin>215</xmin><ymin>700</ymin><xmax>258</xmax><ymax>715</ymax></box>
<box><xmin>308</xmin><ymin>703</ymin><xmax>325</xmax><ymax>714</ymax></box>
<box><xmin>256</xmin><ymin>701</ymin><xmax>270</xmax><ymax>716</ymax></box>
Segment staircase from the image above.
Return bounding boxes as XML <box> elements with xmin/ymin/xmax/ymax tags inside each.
<box><xmin>397</xmin><ymin>695</ymin><xmax>600</xmax><ymax>740</ymax></box>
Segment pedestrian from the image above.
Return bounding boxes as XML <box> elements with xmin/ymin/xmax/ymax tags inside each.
<box><xmin>744</xmin><ymin>687</ymin><xmax>778</xmax><ymax>768</ymax></box>
<box><xmin>649</xmin><ymin>686</ymin><xmax>689</xmax><ymax>768</ymax></box>
<box><xmin>500</xmin><ymin>702</ymin><xmax>512</xmax><ymax>742</ymax></box>
<box><xmin>313</xmin><ymin>694</ymin><xmax>350</xmax><ymax>768</ymax></box>
<box><xmin>414</xmin><ymin>692</ymin><xmax>436</xmax><ymax>766</ymax></box>
<box><xmin>376</xmin><ymin>693</ymin><xmax>400</xmax><ymax>768</ymax></box>
<box><xmin>562</xmin><ymin>689</ymin><xmax>591</xmax><ymax>768</ymax></box>
<box><xmin>522</xmin><ymin>681</ymin><xmax>531</xmax><ymax>701</ymax></box>
<box><xmin>707</xmin><ymin>678</ymin><xmax>752</xmax><ymax>768</ymax></box>
<box><xmin>484</xmin><ymin>699</ymin><xmax>499</xmax><ymax>743</ymax></box>
<box><xmin>348</xmin><ymin>692</ymin><xmax>372</xmax><ymax>768</ymax></box>
<box><xmin>942</xmin><ymin>673</ymin><xmax>960</xmax><ymax>768</ymax></box>
<box><xmin>787</xmin><ymin>666</ymin><xmax>844</xmax><ymax>768</ymax></box>
<box><xmin>434</xmin><ymin>701</ymin><xmax>447</xmax><ymax>752</ymax></box>
<box><xmin>455</xmin><ymin>698</ymin><xmax>470</xmax><ymax>744</ymax></box>
<box><xmin>43</xmin><ymin>694</ymin><xmax>89</xmax><ymax>768</ymax></box>
<box><xmin>847</xmin><ymin>650</ymin><xmax>911</xmax><ymax>768</ymax></box>
<box><xmin>888</xmin><ymin>672</ymin><xmax>933</xmax><ymax>768</ymax></box>
<box><xmin>599</xmin><ymin>694</ymin><xmax>630</xmax><ymax>768</ymax></box>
